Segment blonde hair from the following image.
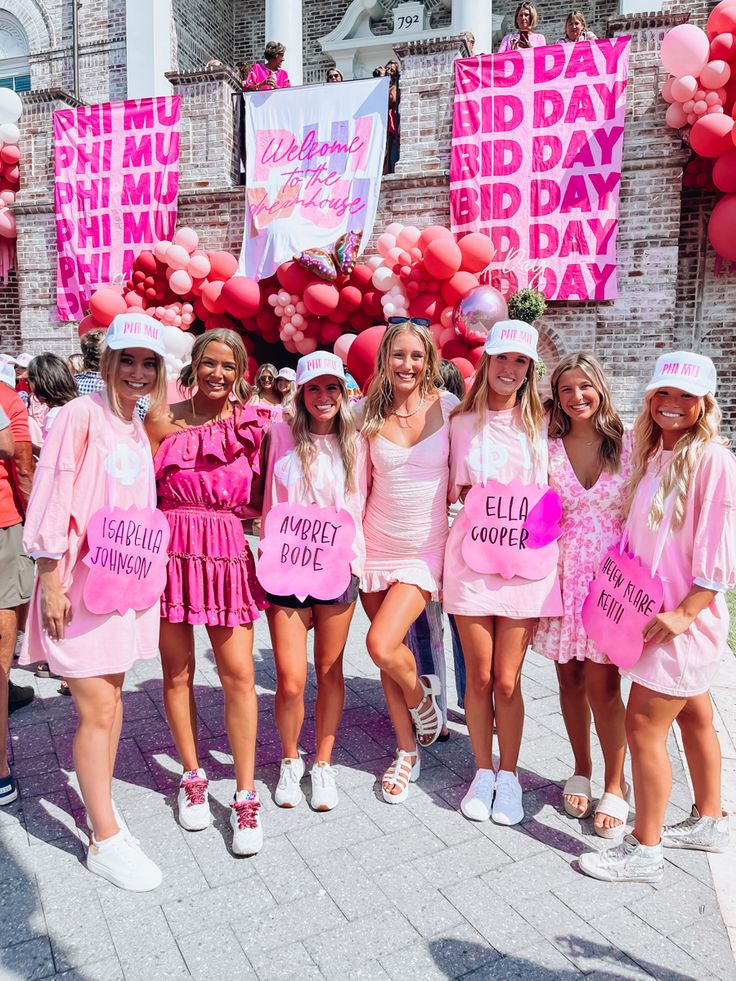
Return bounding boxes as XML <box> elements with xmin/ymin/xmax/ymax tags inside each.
<box><xmin>452</xmin><ymin>351</ymin><xmax>545</xmax><ymax>455</ymax></box>
<box><xmin>548</xmin><ymin>352</ymin><xmax>624</xmax><ymax>473</ymax></box>
<box><xmin>291</xmin><ymin>376</ymin><xmax>357</xmax><ymax>494</ymax></box>
<box><xmin>255</xmin><ymin>362</ymin><xmax>281</xmax><ymax>401</ymax></box>
<box><xmin>626</xmin><ymin>391</ymin><xmax>726</xmax><ymax>530</ymax></box>
<box><xmin>178</xmin><ymin>329</ymin><xmax>252</xmax><ymax>404</ymax></box>
<box><xmin>361</xmin><ymin>321</ymin><xmax>443</xmax><ymax>439</ymax></box>
<box><xmin>515</xmin><ymin>2</ymin><xmax>540</xmax><ymax>29</ymax></box>
<box><xmin>100</xmin><ymin>347</ymin><xmax>166</xmax><ymax>420</ymax></box>
<box><xmin>565</xmin><ymin>10</ymin><xmax>588</xmax><ymax>31</ymax></box>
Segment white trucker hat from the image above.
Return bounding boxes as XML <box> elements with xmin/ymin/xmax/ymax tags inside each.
<box><xmin>295</xmin><ymin>351</ymin><xmax>345</xmax><ymax>387</ymax></box>
<box><xmin>105</xmin><ymin>313</ymin><xmax>166</xmax><ymax>358</ymax></box>
<box><xmin>483</xmin><ymin>320</ymin><xmax>539</xmax><ymax>362</ymax></box>
<box><xmin>644</xmin><ymin>351</ymin><xmax>717</xmax><ymax>398</ymax></box>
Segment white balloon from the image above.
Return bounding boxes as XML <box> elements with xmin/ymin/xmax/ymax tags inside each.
<box><xmin>0</xmin><ymin>90</ymin><xmax>22</xmax><ymax>125</ymax></box>
<box><xmin>0</xmin><ymin>123</ymin><xmax>19</xmax><ymax>145</ymax></box>
<box><xmin>160</xmin><ymin>325</ymin><xmax>194</xmax><ymax>380</ymax></box>
<box><xmin>372</xmin><ymin>267</ymin><xmax>396</xmax><ymax>292</ymax></box>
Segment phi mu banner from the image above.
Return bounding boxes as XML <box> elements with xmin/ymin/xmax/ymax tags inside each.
<box><xmin>450</xmin><ymin>38</ymin><xmax>631</xmax><ymax>300</ymax></box>
<box><xmin>241</xmin><ymin>78</ymin><xmax>388</xmax><ymax>280</ymax></box>
<box><xmin>54</xmin><ymin>97</ymin><xmax>181</xmax><ymax>320</ymax></box>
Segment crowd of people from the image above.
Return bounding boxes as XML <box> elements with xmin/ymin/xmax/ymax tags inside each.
<box><xmin>0</xmin><ymin>310</ymin><xmax>732</xmax><ymax>899</ymax></box>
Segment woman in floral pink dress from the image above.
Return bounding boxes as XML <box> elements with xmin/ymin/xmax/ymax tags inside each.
<box><xmin>535</xmin><ymin>353</ymin><xmax>632</xmax><ymax>837</ymax></box>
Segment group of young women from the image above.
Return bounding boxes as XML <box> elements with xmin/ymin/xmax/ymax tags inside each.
<box><xmin>14</xmin><ymin>310</ymin><xmax>734</xmax><ymax>894</ymax></box>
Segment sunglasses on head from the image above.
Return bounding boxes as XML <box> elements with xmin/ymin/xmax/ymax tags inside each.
<box><xmin>387</xmin><ymin>317</ymin><xmax>430</xmax><ymax>327</ymax></box>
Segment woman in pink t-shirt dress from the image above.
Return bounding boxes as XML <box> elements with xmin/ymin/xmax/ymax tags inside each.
<box><xmin>20</xmin><ymin>314</ymin><xmax>168</xmax><ymax>892</ymax></box>
<box><xmin>146</xmin><ymin>329</ymin><xmax>270</xmax><ymax>857</ymax></box>
<box><xmin>444</xmin><ymin>321</ymin><xmax>561</xmax><ymax>827</ymax></box>
<box><xmin>581</xmin><ymin>351</ymin><xmax>736</xmax><ymax>884</ymax></box>
<box><xmin>534</xmin><ymin>354</ymin><xmax>632</xmax><ymax>837</ymax></box>
<box><xmin>360</xmin><ymin>320</ymin><xmax>458</xmax><ymax>803</ymax></box>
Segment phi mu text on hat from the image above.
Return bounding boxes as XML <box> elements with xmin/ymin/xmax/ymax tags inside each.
<box><xmin>498</xmin><ymin>327</ymin><xmax>534</xmax><ymax>346</ymax></box>
<box><xmin>661</xmin><ymin>360</ymin><xmax>702</xmax><ymax>379</ymax></box>
<box><xmin>123</xmin><ymin>319</ymin><xmax>160</xmax><ymax>338</ymax></box>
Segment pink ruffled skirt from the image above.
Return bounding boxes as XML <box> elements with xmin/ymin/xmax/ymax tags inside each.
<box><xmin>161</xmin><ymin>505</ymin><xmax>266</xmax><ymax>627</ymax></box>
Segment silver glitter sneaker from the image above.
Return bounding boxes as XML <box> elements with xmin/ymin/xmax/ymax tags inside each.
<box><xmin>578</xmin><ymin>833</ymin><xmax>664</xmax><ymax>883</ymax></box>
<box><xmin>662</xmin><ymin>806</ymin><xmax>730</xmax><ymax>853</ymax></box>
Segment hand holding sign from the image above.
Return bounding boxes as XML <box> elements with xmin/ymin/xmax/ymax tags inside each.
<box><xmin>581</xmin><ymin>546</ymin><xmax>664</xmax><ymax>669</ymax></box>
<box><xmin>462</xmin><ymin>478</ymin><xmax>562</xmax><ymax>580</ymax></box>
<box><xmin>83</xmin><ymin>506</ymin><xmax>171</xmax><ymax>615</ymax></box>
<box><xmin>258</xmin><ymin>502</ymin><xmax>357</xmax><ymax>602</ymax></box>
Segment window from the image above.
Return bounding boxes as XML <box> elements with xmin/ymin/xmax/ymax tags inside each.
<box><xmin>0</xmin><ymin>11</ymin><xmax>30</xmax><ymax>93</ymax></box>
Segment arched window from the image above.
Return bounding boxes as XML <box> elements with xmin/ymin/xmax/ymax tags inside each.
<box><xmin>0</xmin><ymin>11</ymin><xmax>30</xmax><ymax>93</ymax></box>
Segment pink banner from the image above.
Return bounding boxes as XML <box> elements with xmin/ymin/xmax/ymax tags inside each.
<box><xmin>450</xmin><ymin>39</ymin><xmax>630</xmax><ymax>301</ymax></box>
<box><xmin>54</xmin><ymin>97</ymin><xmax>181</xmax><ymax>320</ymax></box>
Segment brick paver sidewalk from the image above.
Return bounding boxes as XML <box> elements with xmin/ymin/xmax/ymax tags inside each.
<box><xmin>2</xmin><ymin>602</ymin><xmax>735</xmax><ymax>980</ymax></box>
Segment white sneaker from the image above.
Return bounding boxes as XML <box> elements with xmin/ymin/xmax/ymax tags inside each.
<box><xmin>85</xmin><ymin>800</ymin><xmax>128</xmax><ymax>836</ymax></box>
<box><xmin>230</xmin><ymin>790</ymin><xmax>263</xmax><ymax>856</ymax></box>
<box><xmin>310</xmin><ymin>762</ymin><xmax>339</xmax><ymax>811</ymax></box>
<box><xmin>461</xmin><ymin>769</ymin><xmax>496</xmax><ymax>822</ymax></box>
<box><xmin>274</xmin><ymin>757</ymin><xmax>305</xmax><ymax>808</ymax></box>
<box><xmin>492</xmin><ymin>770</ymin><xmax>524</xmax><ymax>826</ymax></box>
<box><xmin>86</xmin><ymin>829</ymin><xmax>162</xmax><ymax>892</ymax></box>
<box><xmin>579</xmin><ymin>833</ymin><xmax>664</xmax><ymax>883</ymax></box>
<box><xmin>177</xmin><ymin>768</ymin><xmax>211</xmax><ymax>831</ymax></box>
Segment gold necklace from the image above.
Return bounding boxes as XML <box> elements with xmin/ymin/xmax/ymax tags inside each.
<box><xmin>392</xmin><ymin>393</ymin><xmax>426</xmax><ymax>419</ymax></box>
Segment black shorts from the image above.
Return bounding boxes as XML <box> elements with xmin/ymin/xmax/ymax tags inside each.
<box><xmin>266</xmin><ymin>574</ymin><xmax>359</xmax><ymax>610</ymax></box>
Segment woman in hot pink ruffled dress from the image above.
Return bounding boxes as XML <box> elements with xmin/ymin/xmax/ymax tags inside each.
<box><xmin>146</xmin><ymin>329</ymin><xmax>270</xmax><ymax>857</ymax></box>
<box><xmin>534</xmin><ymin>353</ymin><xmax>632</xmax><ymax>837</ymax></box>
<box><xmin>360</xmin><ymin>320</ymin><xmax>458</xmax><ymax>804</ymax></box>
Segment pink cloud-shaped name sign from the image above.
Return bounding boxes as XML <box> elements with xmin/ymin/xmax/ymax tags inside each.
<box><xmin>83</xmin><ymin>506</ymin><xmax>171</xmax><ymax>615</ymax></box>
<box><xmin>257</xmin><ymin>502</ymin><xmax>356</xmax><ymax>602</ymax></box>
<box><xmin>581</xmin><ymin>546</ymin><xmax>664</xmax><ymax>669</ymax></box>
<box><xmin>462</xmin><ymin>478</ymin><xmax>562</xmax><ymax>580</ymax></box>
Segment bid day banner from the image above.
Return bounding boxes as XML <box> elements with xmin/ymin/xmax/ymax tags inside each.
<box><xmin>241</xmin><ymin>77</ymin><xmax>388</xmax><ymax>280</ymax></box>
<box><xmin>54</xmin><ymin>96</ymin><xmax>181</xmax><ymax>320</ymax></box>
<box><xmin>450</xmin><ymin>38</ymin><xmax>631</xmax><ymax>300</ymax></box>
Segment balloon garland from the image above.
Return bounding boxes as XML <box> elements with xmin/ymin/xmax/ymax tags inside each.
<box><xmin>660</xmin><ymin>0</ymin><xmax>736</xmax><ymax>259</ymax></box>
<box><xmin>0</xmin><ymin>89</ymin><xmax>23</xmax><ymax>281</ymax></box>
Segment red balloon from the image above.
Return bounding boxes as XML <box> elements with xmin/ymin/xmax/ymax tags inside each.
<box><xmin>125</xmin><ymin>291</ymin><xmax>144</xmax><ymax>308</ymax></box>
<box><xmin>320</xmin><ymin>320</ymin><xmax>343</xmax><ymax>343</ymax></box>
<box><xmin>303</xmin><ymin>281</ymin><xmax>339</xmax><ymax>316</ymax></box>
<box><xmin>338</xmin><ymin>285</ymin><xmax>362</xmax><ymax>312</ymax></box>
<box><xmin>361</xmin><ymin>290</ymin><xmax>383</xmax><ymax>317</ymax></box>
<box><xmin>467</xmin><ymin>345</ymin><xmax>485</xmax><ymax>367</ymax></box>
<box><xmin>351</xmin><ymin>311</ymin><xmax>375</xmax><ymax>332</ymax></box>
<box><xmin>711</xmin><ymin>32</ymin><xmax>736</xmax><ymax>61</ymax></box>
<box><xmin>409</xmin><ymin>293</ymin><xmax>439</xmax><ymax>321</ymax></box>
<box><xmin>202</xmin><ymin>280</ymin><xmax>226</xmax><ymax>314</ymax></box>
<box><xmin>690</xmin><ymin>114</ymin><xmax>735</xmax><ymax>155</ymax></box>
<box><xmin>240</xmin><ymin>334</ymin><xmax>255</xmax><ymax>354</ymax></box>
<box><xmin>708</xmin><ymin>192</ymin><xmax>736</xmax><ymax>258</ymax></box>
<box><xmin>276</xmin><ymin>259</ymin><xmax>313</xmax><ymax>294</ymax></box>
<box><xmin>713</xmin><ymin>147</ymin><xmax>736</xmax><ymax>189</ymax></box>
<box><xmin>347</xmin><ymin>325</ymin><xmax>386</xmax><ymax>389</ymax></box>
<box><xmin>330</xmin><ymin>308</ymin><xmax>349</xmax><ymax>323</ymax></box>
<box><xmin>220</xmin><ymin>276</ymin><xmax>262</xmax><ymax>318</ymax></box>
<box><xmin>450</xmin><ymin>357</ymin><xmax>474</xmax><ymax>380</ymax></box>
<box><xmin>441</xmin><ymin>338</ymin><xmax>471</xmax><ymax>360</ymax></box>
<box><xmin>348</xmin><ymin>263</ymin><xmax>373</xmax><ymax>290</ymax></box>
<box><xmin>423</xmin><ymin>238</ymin><xmax>463</xmax><ymax>280</ymax></box>
<box><xmin>89</xmin><ymin>288</ymin><xmax>127</xmax><ymax>326</ymax></box>
<box><xmin>708</xmin><ymin>0</ymin><xmax>736</xmax><ymax>39</ymax></box>
<box><xmin>246</xmin><ymin>356</ymin><xmax>259</xmax><ymax>382</ymax></box>
<box><xmin>135</xmin><ymin>250</ymin><xmax>158</xmax><ymax>274</ymax></box>
<box><xmin>458</xmin><ymin>232</ymin><xmax>494</xmax><ymax>273</ymax></box>
<box><xmin>0</xmin><ymin>144</ymin><xmax>19</xmax><ymax>166</ymax></box>
<box><xmin>441</xmin><ymin>271</ymin><xmax>480</xmax><ymax>307</ymax></box>
<box><xmin>193</xmin><ymin>298</ymin><xmax>209</xmax><ymax>322</ymax></box>
<box><xmin>78</xmin><ymin>314</ymin><xmax>102</xmax><ymax>337</ymax></box>
<box><xmin>418</xmin><ymin>225</ymin><xmax>453</xmax><ymax>250</ymax></box>
<box><xmin>207</xmin><ymin>250</ymin><xmax>239</xmax><ymax>282</ymax></box>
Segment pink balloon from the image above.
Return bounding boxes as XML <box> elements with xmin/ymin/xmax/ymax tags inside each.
<box><xmin>661</xmin><ymin>78</ymin><xmax>676</xmax><ymax>103</ymax></box>
<box><xmin>376</xmin><ymin>233</ymin><xmax>397</xmax><ymax>258</ymax></box>
<box><xmin>292</xmin><ymin>330</ymin><xmax>304</xmax><ymax>343</ymax></box>
<box><xmin>695</xmin><ymin>88</ymin><xmax>707</xmax><ymax>100</ymax></box>
<box><xmin>396</xmin><ymin>225</ymin><xmax>421</xmax><ymax>249</ymax></box>
<box><xmin>707</xmin><ymin>103</ymin><xmax>725</xmax><ymax>112</ymax></box>
<box><xmin>291</xmin><ymin>313</ymin><xmax>305</xmax><ymax>328</ymax></box>
<box><xmin>687</xmin><ymin>112</ymin><xmax>698</xmax><ymax>124</ymax></box>
<box><xmin>694</xmin><ymin>100</ymin><xmax>708</xmax><ymax>113</ymax></box>
<box><xmin>0</xmin><ymin>208</ymin><xmax>14</xmax><ymax>238</ymax></box>
<box><xmin>295</xmin><ymin>337</ymin><xmax>318</xmax><ymax>355</ymax></box>
<box><xmin>169</xmin><ymin>269</ymin><xmax>193</xmax><ymax>295</ymax></box>
<box><xmin>660</xmin><ymin>24</ymin><xmax>710</xmax><ymax>77</ymax></box>
<box><xmin>690</xmin><ymin>113</ymin><xmax>735</xmax><ymax>155</ymax></box>
<box><xmin>284</xmin><ymin>304</ymin><xmax>295</xmax><ymax>317</ymax></box>
<box><xmin>670</xmin><ymin>75</ymin><xmax>698</xmax><ymax>102</ymax></box>
<box><xmin>387</xmin><ymin>247</ymin><xmax>403</xmax><ymax>263</ymax></box>
<box><xmin>666</xmin><ymin>102</ymin><xmax>689</xmax><ymax>128</ymax></box>
<box><xmin>188</xmin><ymin>252</ymin><xmax>211</xmax><ymax>279</ymax></box>
<box><xmin>173</xmin><ymin>227</ymin><xmax>199</xmax><ymax>253</ymax></box>
<box><xmin>705</xmin><ymin>90</ymin><xmax>722</xmax><ymax>104</ymax></box>
<box><xmin>438</xmin><ymin>326</ymin><xmax>456</xmax><ymax>346</ymax></box>
<box><xmin>166</xmin><ymin>244</ymin><xmax>191</xmax><ymax>270</ymax></box>
<box><xmin>708</xmin><ymin>192</ymin><xmax>736</xmax><ymax>258</ymax></box>
<box><xmin>153</xmin><ymin>239</ymin><xmax>171</xmax><ymax>262</ymax></box>
<box><xmin>0</xmin><ymin>190</ymin><xmax>14</xmax><ymax>206</ymax></box>
<box><xmin>385</xmin><ymin>222</ymin><xmax>404</xmax><ymax>237</ymax></box>
<box><xmin>333</xmin><ymin>332</ymin><xmax>357</xmax><ymax>364</ymax></box>
<box><xmin>701</xmin><ymin>59</ymin><xmax>732</xmax><ymax>88</ymax></box>
<box><xmin>683</xmin><ymin>99</ymin><xmax>696</xmax><ymax>112</ymax></box>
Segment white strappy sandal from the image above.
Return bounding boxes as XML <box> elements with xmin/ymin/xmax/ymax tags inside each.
<box><xmin>409</xmin><ymin>674</ymin><xmax>442</xmax><ymax>747</ymax></box>
<box><xmin>594</xmin><ymin>782</ymin><xmax>632</xmax><ymax>839</ymax></box>
<box><xmin>382</xmin><ymin>749</ymin><xmax>420</xmax><ymax>804</ymax></box>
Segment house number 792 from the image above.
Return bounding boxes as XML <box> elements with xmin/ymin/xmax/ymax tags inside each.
<box><xmin>397</xmin><ymin>13</ymin><xmax>420</xmax><ymax>29</ymax></box>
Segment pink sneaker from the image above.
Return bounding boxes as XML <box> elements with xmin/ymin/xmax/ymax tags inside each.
<box><xmin>230</xmin><ymin>790</ymin><xmax>263</xmax><ymax>856</ymax></box>
<box><xmin>178</xmin><ymin>768</ymin><xmax>211</xmax><ymax>831</ymax></box>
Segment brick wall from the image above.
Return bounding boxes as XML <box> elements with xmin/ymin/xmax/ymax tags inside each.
<box><xmin>172</xmin><ymin>0</ymin><xmax>234</xmax><ymax>71</ymax></box>
<box><xmin>0</xmin><ymin>267</ymin><xmax>21</xmax><ymax>354</ymax></box>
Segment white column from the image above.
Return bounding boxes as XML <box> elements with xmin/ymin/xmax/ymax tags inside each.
<box><xmin>452</xmin><ymin>0</ymin><xmax>493</xmax><ymax>54</ymax></box>
<box><xmin>265</xmin><ymin>0</ymin><xmax>303</xmax><ymax>86</ymax></box>
<box><xmin>126</xmin><ymin>0</ymin><xmax>173</xmax><ymax>97</ymax></box>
